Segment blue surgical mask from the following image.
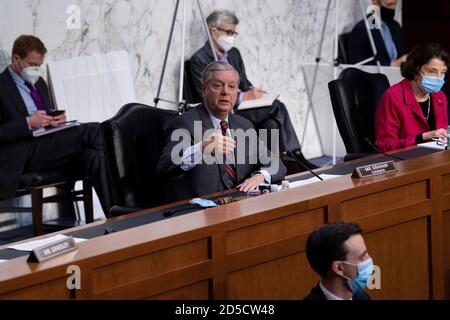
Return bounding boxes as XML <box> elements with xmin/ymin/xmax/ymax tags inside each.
<box><xmin>419</xmin><ymin>72</ymin><xmax>445</xmax><ymax>94</ymax></box>
<box><xmin>342</xmin><ymin>258</ymin><xmax>374</xmax><ymax>293</ymax></box>
<box><xmin>191</xmin><ymin>198</ymin><xmax>218</xmax><ymax>208</ymax></box>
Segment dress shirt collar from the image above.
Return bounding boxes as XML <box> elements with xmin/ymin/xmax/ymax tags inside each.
<box><xmin>8</xmin><ymin>66</ymin><xmax>27</xmax><ymax>87</ymax></box>
<box><xmin>319</xmin><ymin>281</ymin><xmax>352</xmax><ymax>300</ymax></box>
<box><xmin>204</xmin><ymin>104</ymin><xmax>229</xmax><ymax>129</ymax></box>
<box><xmin>216</xmin><ymin>49</ymin><xmax>229</xmax><ymax>63</ymax></box>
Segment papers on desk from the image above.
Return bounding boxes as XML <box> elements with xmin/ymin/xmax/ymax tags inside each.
<box><xmin>32</xmin><ymin>121</ymin><xmax>81</xmax><ymax>137</ymax></box>
<box><xmin>288</xmin><ymin>174</ymin><xmax>342</xmax><ymax>189</ymax></box>
<box><xmin>237</xmin><ymin>92</ymin><xmax>279</xmax><ymax>110</ymax></box>
<box><xmin>7</xmin><ymin>234</ymin><xmax>87</xmax><ymax>252</ymax></box>
<box><xmin>0</xmin><ymin>259</ymin><xmax>7</xmax><ymax>263</ymax></box>
<box><xmin>417</xmin><ymin>141</ymin><xmax>446</xmax><ymax>150</ymax></box>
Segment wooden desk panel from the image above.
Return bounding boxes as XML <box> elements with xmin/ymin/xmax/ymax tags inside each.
<box><xmin>364</xmin><ymin>218</ymin><xmax>430</xmax><ymax>300</ymax></box>
<box><xmin>1</xmin><ymin>150</ymin><xmax>449</xmax><ymax>300</ymax></box>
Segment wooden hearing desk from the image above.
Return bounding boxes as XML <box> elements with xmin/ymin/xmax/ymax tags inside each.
<box><xmin>0</xmin><ymin>147</ymin><xmax>449</xmax><ymax>300</ymax></box>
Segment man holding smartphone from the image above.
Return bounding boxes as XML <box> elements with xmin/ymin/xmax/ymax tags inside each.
<box><xmin>0</xmin><ymin>35</ymin><xmax>112</xmax><ymax>215</ymax></box>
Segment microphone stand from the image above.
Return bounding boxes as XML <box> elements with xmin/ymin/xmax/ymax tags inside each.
<box><xmin>285</xmin><ymin>151</ymin><xmax>323</xmax><ymax>181</ymax></box>
<box><xmin>364</xmin><ymin>138</ymin><xmax>406</xmax><ymax>161</ymax></box>
<box><xmin>154</xmin><ymin>0</ymin><xmax>217</xmax><ymax>114</ymax></box>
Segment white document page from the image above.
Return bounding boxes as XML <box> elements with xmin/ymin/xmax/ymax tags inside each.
<box><xmin>7</xmin><ymin>234</ymin><xmax>87</xmax><ymax>252</ymax></box>
<box><xmin>288</xmin><ymin>174</ymin><xmax>342</xmax><ymax>189</ymax></box>
<box><xmin>417</xmin><ymin>141</ymin><xmax>446</xmax><ymax>150</ymax></box>
<box><xmin>237</xmin><ymin>92</ymin><xmax>279</xmax><ymax>110</ymax></box>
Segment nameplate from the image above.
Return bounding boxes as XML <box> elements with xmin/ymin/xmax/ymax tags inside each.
<box><xmin>352</xmin><ymin>161</ymin><xmax>398</xmax><ymax>179</ymax></box>
<box><xmin>27</xmin><ymin>236</ymin><xmax>78</xmax><ymax>263</ymax></box>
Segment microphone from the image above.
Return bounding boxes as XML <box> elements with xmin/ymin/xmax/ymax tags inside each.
<box><xmin>285</xmin><ymin>151</ymin><xmax>323</xmax><ymax>181</ymax></box>
<box><xmin>163</xmin><ymin>203</ymin><xmax>200</xmax><ymax>218</ymax></box>
<box><xmin>364</xmin><ymin>138</ymin><xmax>405</xmax><ymax>161</ymax></box>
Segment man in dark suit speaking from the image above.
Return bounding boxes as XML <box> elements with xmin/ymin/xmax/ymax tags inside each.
<box><xmin>0</xmin><ymin>35</ymin><xmax>111</xmax><ymax>214</ymax></box>
<box><xmin>189</xmin><ymin>10</ymin><xmax>315</xmax><ymax>170</ymax></box>
<box><xmin>158</xmin><ymin>61</ymin><xmax>286</xmax><ymax>203</ymax></box>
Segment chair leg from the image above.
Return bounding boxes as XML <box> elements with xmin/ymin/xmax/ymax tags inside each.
<box><xmin>83</xmin><ymin>179</ymin><xmax>94</xmax><ymax>224</ymax></box>
<box><xmin>31</xmin><ymin>188</ymin><xmax>44</xmax><ymax>236</ymax></box>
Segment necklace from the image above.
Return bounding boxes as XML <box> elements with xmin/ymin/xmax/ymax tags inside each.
<box><xmin>424</xmin><ymin>97</ymin><xmax>431</xmax><ymax>122</ymax></box>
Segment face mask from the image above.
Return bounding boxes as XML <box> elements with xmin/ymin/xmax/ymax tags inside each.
<box><xmin>380</xmin><ymin>5</ymin><xmax>395</xmax><ymax>21</ymax></box>
<box><xmin>217</xmin><ymin>35</ymin><xmax>235</xmax><ymax>53</ymax></box>
<box><xmin>341</xmin><ymin>258</ymin><xmax>374</xmax><ymax>293</ymax></box>
<box><xmin>20</xmin><ymin>66</ymin><xmax>42</xmax><ymax>85</ymax></box>
<box><xmin>419</xmin><ymin>72</ymin><xmax>445</xmax><ymax>94</ymax></box>
<box><xmin>191</xmin><ymin>198</ymin><xmax>218</xmax><ymax>208</ymax></box>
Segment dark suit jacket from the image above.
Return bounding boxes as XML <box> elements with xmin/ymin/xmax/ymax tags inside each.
<box><xmin>190</xmin><ymin>42</ymin><xmax>253</xmax><ymax>101</ymax></box>
<box><xmin>347</xmin><ymin>19</ymin><xmax>407</xmax><ymax>66</ymax></box>
<box><xmin>157</xmin><ymin>104</ymin><xmax>287</xmax><ymax>203</ymax></box>
<box><xmin>0</xmin><ymin>67</ymin><xmax>55</xmax><ymax>199</ymax></box>
<box><xmin>303</xmin><ymin>283</ymin><xmax>371</xmax><ymax>301</ymax></box>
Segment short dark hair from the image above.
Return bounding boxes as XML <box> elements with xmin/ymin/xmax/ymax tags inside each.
<box><xmin>401</xmin><ymin>43</ymin><xmax>450</xmax><ymax>80</ymax></box>
<box><xmin>306</xmin><ymin>222</ymin><xmax>362</xmax><ymax>277</ymax></box>
<box><xmin>12</xmin><ymin>35</ymin><xmax>47</xmax><ymax>59</ymax></box>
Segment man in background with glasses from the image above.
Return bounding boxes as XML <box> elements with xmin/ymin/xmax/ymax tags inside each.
<box><xmin>189</xmin><ymin>10</ymin><xmax>316</xmax><ymax>172</ymax></box>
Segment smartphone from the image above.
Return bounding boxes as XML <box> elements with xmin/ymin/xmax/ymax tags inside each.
<box><xmin>48</xmin><ymin>110</ymin><xmax>65</xmax><ymax>116</ymax></box>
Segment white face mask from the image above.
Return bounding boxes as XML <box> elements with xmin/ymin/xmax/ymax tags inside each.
<box><xmin>217</xmin><ymin>35</ymin><xmax>236</xmax><ymax>52</ymax></box>
<box><xmin>20</xmin><ymin>66</ymin><xmax>42</xmax><ymax>85</ymax></box>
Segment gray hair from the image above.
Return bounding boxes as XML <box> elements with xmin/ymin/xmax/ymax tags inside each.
<box><xmin>207</xmin><ymin>10</ymin><xmax>239</xmax><ymax>29</ymax></box>
<box><xmin>201</xmin><ymin>61</ymin><xmax>240</xmax><ymax>86</ymax></box>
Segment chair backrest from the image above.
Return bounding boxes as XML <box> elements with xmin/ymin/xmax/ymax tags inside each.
<box><xmin>328</xmin><ymin>68</ymin><xmax>390</xmax><ymax>154</ymax></box>
<box><xmin>183</xmin><ymin>59</ymin><xmax>202</xmax><ymax>104</ymax></box>
<box><xmin>338</xmin><ymin>32</ymin><xmax>351</xmax><ymax>65</ymax></box>
<box><xmin>102</xmin><ymin>103</ymin><xmax>178</xmax><ymax>209</ymax></box>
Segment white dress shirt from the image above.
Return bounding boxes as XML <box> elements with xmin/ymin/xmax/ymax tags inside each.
<box><xmin>180</xmin><ymin>106</ymin><xmax>271</xmax><ymax>184</ymax></box>
<box><xmin>319</xmin><ymin>282</ymin><xmax>352</xmax><ymax>300</ymax></box>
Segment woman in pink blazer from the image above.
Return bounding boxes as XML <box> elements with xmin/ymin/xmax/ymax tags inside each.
<box><xmin>375</xmin><ymin>43</ymin><xmax>449</xmax><ymax>152</ymax></box>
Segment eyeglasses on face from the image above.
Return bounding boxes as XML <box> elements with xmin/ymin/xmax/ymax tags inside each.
<box><xmin>215</xmin><ymin>27</ymin><xmax>238</xmax><ymax>37</ymax></box>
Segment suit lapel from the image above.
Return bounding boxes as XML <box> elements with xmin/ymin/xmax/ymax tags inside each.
<box><xmin>198</xmin><ymin>103</ymin><xmax>214</xmax><ymax>132</ymax></box>
<box><xmin>227</xmin><ymin>114</ymin><xmax>241</xmax><ymax>182</ymax></box>
<box><xmin>35</xmin><ymin>78</ymin><xmax>52</xmax><ymax>111</ymax></box>
<box><xmin>431</xmin><ymin>94</ymin><xmax>445</xmax><ymax>128</ymax></box>
<box><xmin>203</xmin><ymin>42</ymin><xmax>215</xmax><ymax>61</ymax></box>
<box><xmin>0</xmin><ymin>68</ymin><xmax>29</xmax><ymax>117</ymax></box>
<box><xmin>401</xmin><ymin>79</ymin><xmax>429</xmax><ymax>129</ymax></box>
<box><xmin>371</xmin><ymin>29</ymin><xmax>390</xmax><ymax>63</ymax></box>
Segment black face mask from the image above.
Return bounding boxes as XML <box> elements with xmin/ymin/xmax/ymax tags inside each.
<box><xmin>380</xmin><ymin>5</ymin><xmax>395</xmax><ymax>21</ymax></box>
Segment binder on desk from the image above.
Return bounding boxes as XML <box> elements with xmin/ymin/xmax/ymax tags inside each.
<box><xmin>237</xmin><ymin>92</ymin><xmax>279</xmax><ymax>110</ymax></box>
<box><xmin>32</xmin><ymin>121</ymin><xmax>81</xmax><ymax>137</ymax></box>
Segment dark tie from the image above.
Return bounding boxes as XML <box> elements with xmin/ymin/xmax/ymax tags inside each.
<box><xmin>220</xmin><ymin>120</ymin><xmax>237</xmax><ymax>188</ymax></box>
<box><xmin>25</xmin><ymin>82</ymin><xmax>47</xmax><ymax>111</ymax></box>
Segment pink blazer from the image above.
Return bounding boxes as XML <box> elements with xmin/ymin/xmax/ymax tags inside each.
<box><xmin>375</xmin><ymin>79</ymin><xmax>448</xmax><ymax>152</ymax></box>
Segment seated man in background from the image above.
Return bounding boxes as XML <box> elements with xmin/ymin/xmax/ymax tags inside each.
<box><xmin>347</xmin><ymin>0</ymin><xmax>408</xmax><ymax>67</ymax></box>
<box><xmin>0</xmin><ymin>35</ymin><xmax>111</xmax><ymax>214</ymax></box>
<box><xmin>189</xmin><ymin>10</ymin><xmax>315</xmax><ymax>170</ymax></box>
<box><xmin>304</xmin><ymin>222</ymin><xmax>374</xmax><ymax>300</ymax></box>
<box><xmin>158</xmin><ymin>61</ymin><xmax>286</xmax><ymax>203</ymax></box>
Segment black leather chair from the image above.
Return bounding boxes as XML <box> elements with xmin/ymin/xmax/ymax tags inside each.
<box><xmin>338</xmin><ymin>32</ymin><xmax>351</xmax><ymax>65</ymax></box>
<box><xmin>1</xmin><ymin>170</ymin><xmax>93</xmax><ymax>236</ymax></box>
<box><xmin>328</xmin><ymin>68</ymin><xmax>390</xmax><ymax>161</ymax></box>
<box><xmin>102</xmin><ymin>103</ymin><xmax>178</xmax><ymax>217</ymax></box>
<box><xmin>183</xmin><ymin>59</ymin><xmax>202</xmax><ymax>104</ymax></box>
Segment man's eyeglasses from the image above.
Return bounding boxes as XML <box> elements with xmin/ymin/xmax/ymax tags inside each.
<box><xmin>216</xmin><ymin>27</ymin><xmax>238</xmax><ymax>37</ymax></box>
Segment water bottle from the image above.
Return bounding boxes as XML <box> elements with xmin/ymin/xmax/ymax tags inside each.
<box><xmin>281</xmin><ymin>180</ymin><xmax>290</xmax><ymax>190</ymax></box>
